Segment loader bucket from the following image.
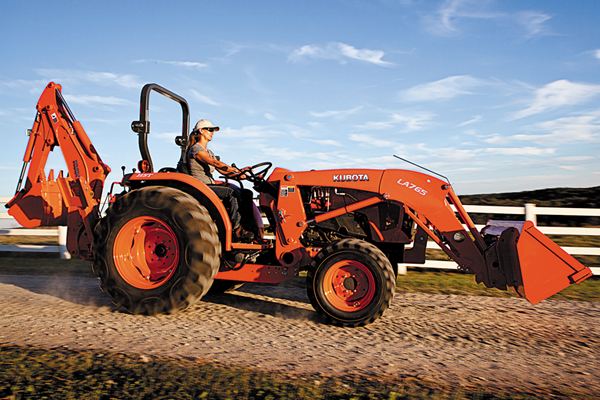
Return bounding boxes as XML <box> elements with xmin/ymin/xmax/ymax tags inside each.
<box><xmin>517</xmin><ymin>221</ymin><xmax>593</xmax><ymax>305</ymax></box>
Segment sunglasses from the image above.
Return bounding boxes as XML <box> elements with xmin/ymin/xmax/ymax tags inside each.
<box><xmin>203</xmin><ymin>128</ymin><xmax>216</xmax><ymax>132</ymax></box>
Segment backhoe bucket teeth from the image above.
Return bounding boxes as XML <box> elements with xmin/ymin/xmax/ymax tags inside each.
<box><xmin>516</xmin><ymin>221</ymin><xmax>593</xmax><ymax>305</ymax></box>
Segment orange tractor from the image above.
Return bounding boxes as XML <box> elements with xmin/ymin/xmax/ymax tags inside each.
<box><xmin>6</xmin><ymin>82</ymin><xmax>593</xmax><ymax>327</ymax></box>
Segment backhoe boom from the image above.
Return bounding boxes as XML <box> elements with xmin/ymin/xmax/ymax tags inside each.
<box><xmin>6</xmin><ymin>82</ymin><xmax>111</xmax><ymax>259</ymax></box>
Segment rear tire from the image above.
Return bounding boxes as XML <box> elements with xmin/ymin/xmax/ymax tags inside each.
<box><xmin>307</xmin><ymin>239</ymin><xmax>395</xmax><ymax>327</ymax></box>
<box><xmin>93</xmin><ymin>186</ymin><xmax>220</xmax><ymax>315</ymax></box>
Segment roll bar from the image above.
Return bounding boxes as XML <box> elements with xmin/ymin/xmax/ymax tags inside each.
<box><xmin>131</xmin><ymin>83</ymin><xmax>190</xmax><ymax>173</ymax></box>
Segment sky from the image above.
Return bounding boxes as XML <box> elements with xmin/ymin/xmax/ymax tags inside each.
<box><xmin>1</xmin><ymin>0</ymin><xmax>599</xmax><ymax>196</ymax></box>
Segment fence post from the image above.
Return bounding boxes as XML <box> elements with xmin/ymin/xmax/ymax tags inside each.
<box><xmin>397</xmin><ymin>263</ymin><xmax>407</xmax><ymax>276</ymax></box>
<box><xmin>58</xmin><ymin>226</ymin><xmax>71</xmax><ymax>260</ymax></box>
<box><xmin>525</xmin><ymin>203</ymin><xmax>537</xmax><ymax>226</ymax></box>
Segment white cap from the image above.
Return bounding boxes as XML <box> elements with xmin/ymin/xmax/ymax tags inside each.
<box><xmin>193</xmin><ymin>119</ymin><xmax>220</xmax><ymax>132</ymax></box>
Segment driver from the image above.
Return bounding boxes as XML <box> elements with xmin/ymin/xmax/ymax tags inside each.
<box><xmin>186</xmin><ymin>119</ymin><xmax>254</xmax><ymax>242</ymax></box>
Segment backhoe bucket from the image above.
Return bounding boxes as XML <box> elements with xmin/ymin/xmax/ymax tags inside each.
<box><xmin>516</xmin><ymin>221</ymin><xmax>593</xmax><ymax>305</ymax></box>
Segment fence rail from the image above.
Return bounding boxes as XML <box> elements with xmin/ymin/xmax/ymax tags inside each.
<box><xmin>400</xmin><ymin>203</ymin><xmax>599</xmax><ymax>275</ymax></box>
<box><xmin>0</xmin><ymin>197</ymin><xmax>71</xmax><ymax>259</ymax></box>
<box><xmin>1</xmin><ymin>198</ymin><xmax>598</xmax><ymax>274</ymax></box>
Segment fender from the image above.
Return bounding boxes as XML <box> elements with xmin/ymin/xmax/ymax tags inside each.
<box><xmin>123</xmin><ymin>172</ymin><xmax>234</xmax><ymax>250</ymax></box>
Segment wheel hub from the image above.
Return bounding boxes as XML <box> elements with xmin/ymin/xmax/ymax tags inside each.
<box><xmin>343</xmin><ymin>277</ymin><xmax>357</xmax><ymax>291</ymax></box>
<box><xmin>114</xmin><ymin>216</ymin><xmax>179</xmax><ymax>289</ymax></box>
<box><xmin>322</xmin><ymin>260</ymin><xmax>376</xmax><ymax>312</ymax></box>
<box><xmin>154</xmin><ymin>242</ymin><xmax>169</xmax><ymax>258</ymax></box>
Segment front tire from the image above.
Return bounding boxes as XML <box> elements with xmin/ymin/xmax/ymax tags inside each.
<box><xmin>93</xmin><ymin>186</ymin><xmax>221</xmax><ymax>315</ymax></box>
<box><xmin>307</xmin><ymin>239</ymin><xmax>395</xmax><ymax>327</ymax></box>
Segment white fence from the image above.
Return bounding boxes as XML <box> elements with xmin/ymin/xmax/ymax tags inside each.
<box><xmin>0</xmin><ymin>197</ymin><xmax>70</xmax><ymax>259</ymax></box>
<box><xmin>399</xmin><ymin>203</ymin><xmax>600</xmax><ymax>275</ymax></box>
<box><xmin>1</xmin><ymin>198</ymin><xmax>598</xmax><ymax>274</ymax></box>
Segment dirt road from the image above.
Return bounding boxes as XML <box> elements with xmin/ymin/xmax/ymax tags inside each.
<box><xmin>0</xmin><ymin>274</ymin><xmax>598</xmax><ymax>397</ymax></box>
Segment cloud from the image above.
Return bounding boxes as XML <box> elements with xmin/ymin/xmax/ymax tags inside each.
<box><xmin>152</xmin><ymin>131</ymin><xmax>180</xmax><ymax>141</ymax></box>
<box><xmin>245</xmin><ymin>67</ymin><xmax>272</xmax><ymax>94</ymax></box>
<box><xmin>189</xmin><ymin>89</ymin><xmax>220</xmax><ymax>106</ymax></box>
<box><xmin>349</xmin><ymin>133</ymin><xmax>398</xmax><ymax>148</ymax></box>
<box><xmin>310</xmin><ymin>139</ymin><xmax>344</xmax><ymax>147</ymax></box>
<box><xmin>481</xmin><ymin>133</ymin><xmax>504</xmax><ymax>144</ymax></box>
<box><xmin>457</xmin><ymin>115</ymin><xmax>483</xmax><ymax>126</ymax></box>
<box><xmin>513</xmin><ymin>80</ymin><xmax>600</xmax><ymax>119</ymax></box>
<box><xmin>63</xmin><ymin>94</ymin><xmax>133</xmax><ymax>106</ymax></box>
<box><xmin>513</xmin><ymin>113</ymin><xmax>600</xmax><ymax>144</ymax></box>
<box><xmin>456</xmin><ymin>173</ymin><xmax>582</xmax><ymax>193</ymax></box>
<box><xmin>423</xmin><ymin>0</ymin><xmax>551</xmax><ymax>39</ymax></box>
<box><xmin>219</xmin><ymin>125</ymin><xmax>284</xmax><ymax>139</ymax></box>
<box><xmin>0</xmin><ymin>79</ymin><xmax>55</xmax><ymax>95</ymax></box>
<box><xmin>595</xmin><ymin>49</ymin><xmax>600</xmax><ymax>60</ymax></box>
<box><xmin>485</xmin><ymin>147</ymin><xmax>556</xmax><ymax>156</ymax></box>
<box><xmin>557</xmin><ymin>156</ymin><xmax>594</xmax><ymax>162</ymax></box>
<box><xmin>159</xmin><ymin>61</ymin><xmax>207</xmax><ymax>69</ymax></box>
<box><xmin>392</xmin><ymin>113</ymin><xmax>433</xmax><ymax>132</ymax></box>
<box><xmin>338</xmin><ymin>43</ymin><xmax>393</xmax><ymax>66</ymax></box>
<box><xmin>36</xmin><ymin>69</ymin><xmax>143</xmax><ymax>89</ymax></box>
<box><xmin>423</xmin><ymin>0</ymin><xmax>503</xmax><ymax>36</ymax></box>
<box><xmin>310</xmin><ymin>106</ymin><xmax>362</xmax><ymax>118</ymax></box>
<box><xmin>358</xmin><ymin>121</ymin><xmax>394</xmax><ymax>130</ymax></box>
<box><xmin>134</xmin><ymin>59</ymin><xmax>207</xmax><ymax>69</ymax></box>
<box><xmin>288</xmin><ymin>42</ymin><xmax>393</xmax><ymax>66</ymax></box>
<box><xmin>517</xmin><ymin>11</ymin><xmax>551</xmax><ymax>38</ymax></box>
<box><xmin>255</xmin><ymin>145</ymin><xmax>334</xmax><ymax>162</ymax></box>
<box><xmin>358</xmin><ymin>112</ymin><xmax>433</xmax><ymax>133</ymax></box>
<box><xmin>264</xmin><ymin>113</ymin><xmax>276</xmax><ymax>121</ymax></box>
<box><xmin>399</xmin><ymin>75</ymin><xmax>484</xmax><ymax>102</ymax></box>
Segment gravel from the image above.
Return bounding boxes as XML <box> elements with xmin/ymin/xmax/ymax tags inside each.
<box><xmin>0</xmin><ymin>274</ymin><xmax>598</xmax><ymax>396</ymax></box>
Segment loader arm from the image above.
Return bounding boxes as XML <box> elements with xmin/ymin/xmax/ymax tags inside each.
<box><xmin>6</xmin><ymin>82</ymin><xmax>111</xmax><ymax>260</ymax></box>
<box><xmin>379</xmin><ymin>169</ymin><xmax>593</xmax><ymax>304</ymax></box>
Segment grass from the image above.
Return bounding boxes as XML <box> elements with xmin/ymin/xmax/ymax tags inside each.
<box><xmin>0</xmin><ymin>344</ymin><xmax>561</xmax><ymax>400</ymax></box>
<box><xmin>0</xmin><ymin>255</ymin><xmax>598</xmax><ymax>302</ymax></box>
<box><xmin>398</xmin><ymin>269</ymin><xmax>600</xmax><ymax>302</ymax></box>
<box><xmin>0</xmin><ymin>257</ymin><xmax>95</xmax><ymax>277</ymax></box>
<box><xmin>0</xmin><ymin>233</ymin><xmax>58</xmax><ymax>246</ymax></box>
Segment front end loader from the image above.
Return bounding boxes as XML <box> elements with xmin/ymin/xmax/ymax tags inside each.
<box><xmin>5</xmin><ymin>82</ymin><xmax>593</xmax><ymax>326</ymax></box>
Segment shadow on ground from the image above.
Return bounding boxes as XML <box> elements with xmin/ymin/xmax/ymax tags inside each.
<box><xmin>0</xmin><ymin>275</ymin><xmax>320</xmax><ymax>323</ymax></box>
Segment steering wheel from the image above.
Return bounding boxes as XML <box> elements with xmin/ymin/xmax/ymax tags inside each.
<box><xmin>229</xmin><ymin>162</ymin><xmax>272</xmax><ymax>183</ymax></box>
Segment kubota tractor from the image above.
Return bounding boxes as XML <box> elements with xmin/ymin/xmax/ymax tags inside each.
<box><xmin>6</xmin><ymin>82</ymin><xmax>593</xmax><ymax>327</ymax></box>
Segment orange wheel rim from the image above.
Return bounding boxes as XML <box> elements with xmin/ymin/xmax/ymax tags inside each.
<box><xmin>114</xmin><ymin>216</ymin><xmax>179</xmax><ymax>289</ymax></box>
<box><xmin>322</xmin><ymin>260</ymin><xmax>375</xmax><ymax>312</ymax></box>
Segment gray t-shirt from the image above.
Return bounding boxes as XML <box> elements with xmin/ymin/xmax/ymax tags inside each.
<box><xmin>188</xmin><ymin>143</ymin><xmax>216</xmax><ymax>185</ymax></box>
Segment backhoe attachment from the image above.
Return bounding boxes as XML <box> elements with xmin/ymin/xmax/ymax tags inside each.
<box><xmin>5</xmin><ymin>82</ymin><xmax>111</xmax><ymax>260</ymax></box>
